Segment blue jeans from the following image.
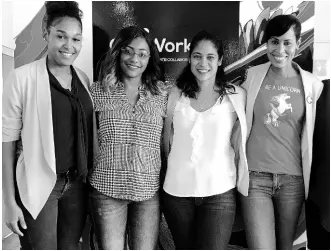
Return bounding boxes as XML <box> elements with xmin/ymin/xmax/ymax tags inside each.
<box><xmin>239</xmin><ymin>171</ymin><xmax>305</xmax><ymax>250</ymax></box>
<box><xmin>17</xmin><ymin>175</ymin><xmax>88</xmax><ymax>249</ymax></box>
<box><xmin>161</xmin><ymin>188</ymin><xmax>236</xmax><ymax>250</ymax></box>
<box><xmin>89</xmin><ymin>186</ymin><xmax>160</xmax><ymax>250</ymax></box>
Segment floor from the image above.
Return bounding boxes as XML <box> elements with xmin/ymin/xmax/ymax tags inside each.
<box><xmin>2</xmin><ymin>233</ymin><xmax>20</xmax><ymax>250</ymax></box>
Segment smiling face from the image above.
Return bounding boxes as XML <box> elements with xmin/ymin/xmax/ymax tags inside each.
<box><xmin>190</xmin><ymin>40</ymin><xmax>222</xmax><ymax>84</ymax></box>
<box><xmin>267</xmin><ymin>26</ymin><xmax>300</xmax><ymax>70</ymax></box>
<box><xmin>45</xmin><ymin>17</ymin><xmax>82</xmax><ymax>68</ymax></box>
<box><xmin>120</xmin><ymin>37</ymin><xmax>150</xmax><ymax>81</ymax></box>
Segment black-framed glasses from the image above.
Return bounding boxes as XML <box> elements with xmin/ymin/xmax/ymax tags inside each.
<box><xmin>121</xmin><ymin>47</ymin><xmax>150</xmax><ymax>60</ymax></box>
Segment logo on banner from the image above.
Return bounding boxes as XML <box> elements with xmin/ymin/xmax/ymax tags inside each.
<box><xmin>109</xmin><ymin>28</ymin><xmax>190</xmax><ymax>63</ymax></box>
<box><xmin>154</xmin><ymin>38</ymin><xmax>190</xmax><ymax>53</ymax></box>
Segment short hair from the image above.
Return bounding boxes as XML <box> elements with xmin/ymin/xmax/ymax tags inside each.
<box><xmin>97</xmin><ymin>26</ymin><xmax>165</xmax><ymax>94</ymax></box>
<box><xmin>44</xmin><ymin>1</ymin><xmax>83</xmax><ymax>32</ymax></box>
<box><xmin>176</xmin><ymin>30</ymin><xmax>235</xmax><ymax>99</ymax></box>
<box><xmin>265</xmin><ymin>14</ymin><xmax>301</xmax><ymax>41</ymax></box>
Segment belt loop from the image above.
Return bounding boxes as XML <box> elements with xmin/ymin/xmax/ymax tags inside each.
<box><xmin>65</xmin><ymin>168</ymin><xmax>72</xmax><ymax>182</ymax></box>
<box><xmin>274</xmin><ymin>174</ymin><xmax>279</xmax><ymax>193</ymax></box>
<box><xmin>67</xmin><ymin>168</ymin><xmax>78</xmax><ymax>181</ymax></box>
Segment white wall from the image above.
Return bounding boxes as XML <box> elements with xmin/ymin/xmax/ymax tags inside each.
<box><xmin>12</xmin><ymin>1</ymin><xmax>45</xmax><ymax>38</ymax></box>
<box><xmin>1</xmin><ymin>1</ymin><xmax>15</xmax><ymax>238</ymax></box>
<box><xmin>313</xmin><ymin>1</ymin><xmax>330</xmax><ymax>80</ymax></box>
<box><xmin>3</xmin><ymin>0</ymin><xmax>93</xmax><ymax>83</ymax></box>
<box><xmin>2</xmin><ymin>1</ymin><xmax>15</xmax><ymax>56</ymax></box>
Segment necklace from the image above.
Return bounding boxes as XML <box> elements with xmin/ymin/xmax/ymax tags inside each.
<box><xmin>197</xmin><ymin>98</ymin><xmax>209</xmax><ymax>111</ymax></box>
<box><xmin>195</xmin><ymin>92</ymin><xmax>221</xmax><ymax>112</ymax></box>
<box><xmin>53</xmin><ymin>72</ymin><xmax>72</xmax><ymax>91</ymax></box>
<box><xmin>47</xmin><ymin>59</ymin><xmax>72</xmax><ymax>90</ymax></box>
<box><xmin>125</xmin><ymin>87</ymin><xmax>140</xmax><ymax>106</ymax></box>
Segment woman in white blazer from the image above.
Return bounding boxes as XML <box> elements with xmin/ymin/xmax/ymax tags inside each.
<box><xmin>239</xmin><ymin>15</ymin><xmax>324</xmax><ymax>249</ymax></box>
<box><xmin>162</xmin><ymin>31</ymin><xmax>248</xmax><ymax>249</ymax></box>
<box><xmin>2</xmin><ymin>2</ymin><xmax>94</xmax><ymax>249</ymax></box>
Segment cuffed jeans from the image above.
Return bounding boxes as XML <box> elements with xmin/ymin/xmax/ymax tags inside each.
<box><xmin>89</xmin><ymin>186</ymin><xmax>160</xmax><ymax>250</ymax></box>
<box><xmin>161</xmin><ymin>188</ymin><xmax>236</xmax><ymax>250</ymax></box>
<box><xmin>239</xmin><ymin>171</ymin><xmax>305</xmax><ymax>250</ymax></box>
<box><xmin>17</xmin><ymin>176</ymin><xmax>88</xmax><ymax>250</ymax></box>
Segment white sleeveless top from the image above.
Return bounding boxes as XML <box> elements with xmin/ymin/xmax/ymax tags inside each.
<box><xmin>163</xmin><ymin>94</ymin><xmax>237</xmax><ymax>197</ymax></box>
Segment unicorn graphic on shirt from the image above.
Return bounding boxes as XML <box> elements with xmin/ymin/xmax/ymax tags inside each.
<box><xmin>264</xmin><ymin>93</ymin><xmax>292</xmax><ymax>127</ymax></box>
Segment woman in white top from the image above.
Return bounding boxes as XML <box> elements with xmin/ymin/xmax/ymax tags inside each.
<box><xmin>161</xmin><ymin>31</ymin><xmax>247</xmax><ymax>249</ymax></box>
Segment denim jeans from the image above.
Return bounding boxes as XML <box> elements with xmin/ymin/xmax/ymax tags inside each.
<box><xmin>17</xmin><ymin>175</ymin><xmax>88</xmax><ymax>250</ymax></box>
<box><xmin>161</xmin><ymin>188</ymin><xmax>236</xmax><ymax>250</ymax></box>
<box><xmin>89</xmin><ymin>186</ymin><xmax>160</xmax><ymax>250</ymax></box>
<box><xmin>239</xmin><ymin>170</ymin><xmax>305</xmax><ymax>250</ymax></box>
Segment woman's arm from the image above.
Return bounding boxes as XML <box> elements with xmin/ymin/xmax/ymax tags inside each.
<box><xmin>2</xmin><ymin>142</ymin><xmax>17</xmax><ymax>205</ymax></box>
<box><xmin>2</xmin><ymin>71</ymin><xmax>26</xmax><ymax>236</ymax></box>
<box><xmin>2</xmin><ymin>141</ymin><xmax>27</xmax><ymax>236</ymax></box>
<box><xmin>163</xmin><ymin>86</ymin><xmax>181</xmax><ymax>157</ymax></box>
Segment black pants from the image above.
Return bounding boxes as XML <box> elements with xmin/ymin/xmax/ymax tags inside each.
<box><xmin>17</xmin><ymin>176</ymin><xmax>88</xmax><ymax>249</ymax></box>
<box><xmin>306</xmin><ymin>200</ymin><xmax>330</xmax><ymax>250</ymax></box>
<box><xmin>161</xmin><ymin>189</ymin><xmax>236</xmax><ymax>250</ymax></box>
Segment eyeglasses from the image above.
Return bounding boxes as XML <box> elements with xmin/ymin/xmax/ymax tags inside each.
<box><xmin>121</xmin><ymin>47</ymin><xmax>150</xmax><ymax>60</ymax></box>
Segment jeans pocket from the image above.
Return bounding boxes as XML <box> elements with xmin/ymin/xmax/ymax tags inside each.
<box><xmin>89</xmin><ymin>185</ymin><xmax>109</xmax><ymax>201</ymax></box>
<box><xmin>205</xmin><ymin>189</ymin><xmax>236</xmax><ymax>211</ymax></box>
<box><xmin>248</xmin><ymin>173</ymin><xmax>272</xmax><ymax>193</ymax></box>
<box><xmin>288</xmin><ymin>174</ymin><xmax>304</xmax><ymax>180</ymax></box>
<box><xmin>283</xmin><ymin>174</ymin><xmax>304</xmax><ymax>187</ymax></box>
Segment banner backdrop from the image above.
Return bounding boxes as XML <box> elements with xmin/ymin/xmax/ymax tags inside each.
<box><xmin>92</xmin><ymin>1</ymin><xmax>240</xmax><ymax>82</ymax></box>
<box><xmin>92</xmin><ymin>1</ymin><xmax>315</xmax><ymax>86</ymax></box>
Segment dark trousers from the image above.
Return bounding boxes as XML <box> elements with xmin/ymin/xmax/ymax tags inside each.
<box><xmin>17</xmin><ymin>176</ymin><xmax>88</xmax><ymax>250</ymax></box>
<box><xmin>161</xmin><ymin>188</ymin><xmax>236</xmax><ymax>250</ymax></box>
<box><xmin>306</xmin><ymin>199</ymin><xmax>330</xmax><ymax>250</ymax></box>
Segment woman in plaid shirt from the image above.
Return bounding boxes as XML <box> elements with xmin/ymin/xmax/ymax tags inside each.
<box><xmin>88</xmin><ymin>26</ymin><xmax>168</xmax><ymax>249</ymax></box>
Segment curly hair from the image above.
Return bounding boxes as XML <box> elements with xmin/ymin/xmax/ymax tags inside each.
<box><xmin>97</xmin><ymin>26</ymin><xmax>165</xmax><ymax>95</ymax></box>
<box><xmin>176</xmin><ymin>30</ymin><xmax>235</xmax><ymax>99</ymax></box>
<box><xmin>44</xmin><ymin>1</ymin><xmax>83</xmax><ymax>32</ymax></box>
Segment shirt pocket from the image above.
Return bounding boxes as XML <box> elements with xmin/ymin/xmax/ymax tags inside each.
<box><xmin>141</xmin><ymin>102</ymin><xmax>166</xmax><ymax>125</ymax></box>
<box><xmin>95</xmin><ymin>99</ymin><xmax>127</xmax><ymax>141</ymax></box>
<box><xmin>94</xmin><ymin>99</ymin><xmax>125</xmax><ymax>112</ymax></box>
<box><xmin>95</xmin><ymin>99</ymin><xmax>127</xmax><ymax>125</ymax></box>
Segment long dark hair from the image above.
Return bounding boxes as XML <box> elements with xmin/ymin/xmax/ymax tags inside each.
<box><xmin>177</xmin><ymin>30</ymin><xmax>235</xmax><ymax>99</ymax></box>
<box><xmin>44</xmin><ymin>1</ymin><xmax>83</xmax><ymax>32</ymax></box>
<box><xmin>97</xmin><ymin>26</ymin><xmax>165</xmax><ymax>94</ymax></box>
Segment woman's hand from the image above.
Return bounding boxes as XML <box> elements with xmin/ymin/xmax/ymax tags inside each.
<box><xmin>4</xmin><ymin>202</ymin><xmax>27</xmax><ymax>236</ymax></box>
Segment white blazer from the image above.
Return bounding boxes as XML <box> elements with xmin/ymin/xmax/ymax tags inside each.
<box><xmin>241</xmin><ymin>62</ymin><xmax>323</xmax><ymax>198</ymax></box>
<box><xmin>164</xmin><ymin>84</ymin><xmax>249</xmax><ymax>195</ymax></box>
<box><xmin>2</xmin><ymin>56</ymin><xmax>92</xmax><ymax>219</ymax></box>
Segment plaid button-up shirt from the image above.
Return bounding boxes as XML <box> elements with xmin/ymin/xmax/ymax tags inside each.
<box><xmin>89</xmin><ymin>81</ymin><xmax>168</xmax><ymax>201</ymax></box>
